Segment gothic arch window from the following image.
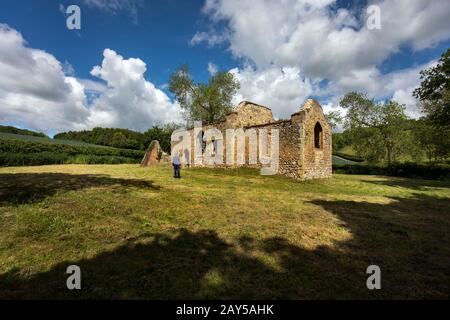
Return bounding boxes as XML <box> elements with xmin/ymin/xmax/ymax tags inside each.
<box><xmin>314</xmin><ymin>122</ymin><xmax>323</xmax><ymax>149</ymax></box>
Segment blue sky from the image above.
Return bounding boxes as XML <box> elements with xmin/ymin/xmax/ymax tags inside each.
<box><xmin>0</xmin><ymin>0</ymin><xmax>235</xmax><ymax>84</ymax></box>
<box><xmin>0</xmin><ymin>0</ymin><xmax>449</xmax><ymax>135</ymax></box>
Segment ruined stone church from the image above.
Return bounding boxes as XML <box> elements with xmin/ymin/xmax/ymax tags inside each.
<box><xmin>171</xmin><ymin>99</ymin><xmax>332</xmax><ymax>180</ymax></box>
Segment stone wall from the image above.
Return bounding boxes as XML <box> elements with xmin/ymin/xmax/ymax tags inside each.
<box><xmin>171</xmin><ymin>99</ymin><xmax>332</xmax><ymax>180</ymax></box>
<box><xmin>292</xmin><ymin>99</ymin><xmax>332</xmax><ymax>180</ymax></box>
<box><xmin>140</xmin><ymin>140</ymin><xmax>161</xmax><ymax>167</ymax></box>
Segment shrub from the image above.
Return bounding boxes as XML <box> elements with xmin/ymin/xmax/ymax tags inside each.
<box><xmin>0</xmin><ymin>137</ymin><xmax>144</xmax><ymax>166</ymax></box>
<box><xmin>0</xmin><ymin>152</ymin><xmax>69</xmax><ymax>166</ymax></box>
<box><xmin>333</xmin><ymin>162</ymin><xmax>450</xmax><ymax>180</ymax></box>
<box><xmin>0</xmin><ymin>138</ymin><xmax>144</xmax><ymax>159</ymax></box>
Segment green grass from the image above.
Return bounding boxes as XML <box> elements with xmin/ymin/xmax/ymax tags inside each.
<box><xmin>0</xmin><ymin>164</ymin><xmax>449</xmax><ymax>299</ymax></box>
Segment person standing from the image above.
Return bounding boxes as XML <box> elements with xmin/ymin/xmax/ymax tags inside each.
<box><xmin>172</xmin><ymin>153</ymin><xmax>181</xmax><ymax>179</ymax></box>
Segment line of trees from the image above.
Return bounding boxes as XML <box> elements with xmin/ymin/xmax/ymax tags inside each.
<box><xmin>54</xmin><ymin>123</ymin><xmax>181</xmax><ymax>153</ymax></box>
<box><xmin>0</xmin><ymin>125</ymin><xmax>47</xmax><ymax>138</ymax></box>
<box><xmin>330</xmin><ymin>48</ymin><xmax>449</xmax><ymax>165</ymax></box>
<box><xmin>169</xmin><ymin>64</ymin><xmax>240</xmax><ymax>125</ymax></box>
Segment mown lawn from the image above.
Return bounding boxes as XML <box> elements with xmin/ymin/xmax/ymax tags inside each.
<box><xmin>0</xmin><ymin>164</ymin><xmax>449</xmax><ymax>299</ymax></box>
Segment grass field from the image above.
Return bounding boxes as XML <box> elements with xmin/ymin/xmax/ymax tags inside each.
<box><xmin>0</xmin><ymin>164</ymin><xmax>449</xmax><ymax>299</ymax></box>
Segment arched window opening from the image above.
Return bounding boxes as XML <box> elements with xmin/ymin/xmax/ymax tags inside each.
<box><xmin>314</xmin><ymin>122</ymin><xmax>323</xmax><ymax>149</ymax></box>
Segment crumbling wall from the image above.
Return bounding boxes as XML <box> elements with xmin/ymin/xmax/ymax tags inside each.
<box><xmin>292</xmin><ymin>99</ymin><xmax>332</xmax><ymax>180</ymax></box>
<box><xmin>140</xmin><ymin>140</ymin><xmax>161</xmax><ymax>166</ymax></box>
<box><xmin>171</xmin><ymin>99</ymin><xmax>332</xmax><ymax>180</ymax></box>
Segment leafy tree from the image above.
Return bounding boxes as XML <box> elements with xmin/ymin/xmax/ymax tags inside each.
<box><xmin>169</xmin><ymin>64</ymin><xmax>240</xmax><ymax>125</ymax></box>
<box><xmin>54</xmin><ymin>125</ymin><xmax>182</xmax><ymax>152</ymax></box>
<box><xmin>144</xmin><ymin>122</ymin><xmax>182</xmax><ymax>153</ymax></box>
<box><xmin>111</xmin><ymin>132</ymin><xmax>128</xmax><ymax>149</ymax></box>
<box><xmin>413</xmin><ymin>48</ymin><xmax>450</xmax><ymax>126</ymax></box>
<box><xmin>325</xmin><ymin>111</ymin><xmax>343</xmax><ymax>130</ymax></box>
<box><xmin>413</xmin><ymin>48</ymin><xmax>450</xmax><ymax>159</ymax></box>
<box><xmin>340</xmin><ymin>92</ymin><xmax>410</xmax><ymax>165</ymax></box>
<box><xmin>413</xmin><ymin>118</ymin><xmax>450</xmax><ymax>161</ymax></box>
<box><xmin>332</xmin><ymin>132</ymin><xmax>351</xmax><ymax>151</ymax></box>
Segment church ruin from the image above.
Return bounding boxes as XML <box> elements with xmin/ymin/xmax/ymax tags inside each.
<box><xmin>171</xmin><ymin>99</ymin><xmax>332</xmax><ymax>180</ymax></box>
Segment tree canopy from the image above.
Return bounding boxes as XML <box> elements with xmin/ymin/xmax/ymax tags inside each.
<box><xmin>169</xmin><ymin>64</ymin><xmax>240</xmax><ymax>125</ymax></box>
<box><xmin>340</xmin><ymin>92</ymin><xmax>410</xmax><ymax>165</ymax></box>
<box><xmin>325</xmin><ymin>111</ymin><xmax>343</xmax><ymax>130</ymax></box>
<box><xmin>413</xmin><ymin>48</ymin><xmax>450</xmax><ymax>126</ymax></box>
<box><xmin>55</xmin><ymin>124</ymin><xmax>181</xmax><ymax>153</ymax></box>
<box><xmin>0</xmin><ymin>125</ymin><xmax>47</xmax><ymax>138</ymax></box>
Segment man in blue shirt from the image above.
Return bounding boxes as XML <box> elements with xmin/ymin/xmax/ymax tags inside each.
<box><xmin>172</xmin><ymin>153</ymin><xmax>181</xmax><ymax>179</ymax></box>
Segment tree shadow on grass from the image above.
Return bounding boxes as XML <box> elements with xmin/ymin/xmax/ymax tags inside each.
<box><xmin>308</xmin><ymin>193</ymin><xmax>450</xmax><ymax>298</ymax></box>
<box><xmin>0</xmin><ymin>173</ymin><xmax>160</xmax><ymax>206</ymax></box>
<box><xmin>0</xmin><ymin>194</ymin><xmax>449</xmax><ymax>299</ymax></box>
<box><xmin>361</xmin><ymin>176</ymin><xmax>450</xmax><ymax>191</ymax></box>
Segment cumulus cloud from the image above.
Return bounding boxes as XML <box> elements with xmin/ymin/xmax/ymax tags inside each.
<box><xmin>190</xmin><ymin>30</ymin><xmax>229</xmax><ymax>47</ymax></box>
<box><xmin>0</xmin><ymin>24</ymin><xmax>90</xmax><ymax>132</ymax></box>
<box><xmin>207</xmin><ymin>62</ymin><xmax>218</xmax><ymax>76</ymax></box>
<box><xmin>87</xmin><ymin>49</ymin><xmax>182</xmax><ymax>131</ymax></box>
<box><xmin>230</xmin><ymin>65</ymin><xmax>313</xmax><ymax>119</ymax></box>
<box><xmin>198</xmin><ymin>0</ymin><xmax>450</xmax><ymax>78</ymax></box>
<box><xmin>383</xmin><ymin>60</ymin><xmax>438</xmax><ymax>118</ymax></box>
<box><xmin>0</xmin><ymin>25</ymin><xmax>181</xmax><ymax>133</ymax></box>
<box><xmin>194</xmin><ymin>0</ymin><xmax>450</xmax><ymax>118</ymax></box>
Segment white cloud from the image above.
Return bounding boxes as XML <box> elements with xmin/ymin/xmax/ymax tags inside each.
<box><xmin>383</xmin><ymin>60</ymin><xmax>438</xmax><ymax>118</ymax></box>
<box><xmin>0</xmin><ymin>24</ymin><xmax>90</xmax><ymax>133</ymax></box>
<box><xmin>83</xmin><ymin>0</ymin><xmax>143</xmax><ymax>24</ymax></box>
<box><xmin>230</xmin><ymin>65</ymin><xmax>313</xmax><ymax>119</ymax></box>
<box><xmin>207</xmin><ymin>62</ymin><xmax>218</xmax><ymax>76</ymax></box>
<box><xmin>198</xmin><ymin>0</ymin><xmax>450</xmax><ymax>79</ymax></box>
<box><xmin>194</xmin><ymin>0</ymin><xmax>450</xmax><ymax>118</ymax></box>
<box><xmin>0</xmin><ymin>25</ymin><xmax>181</xmax><ymax>133</ymax></box>
<box><xmin>87</xmin><ymin>49</ymin><xmax>182</xmax><ymax>131</ymax></box>
<box><xmin>190</xmin><ymin>31</ymin><xmax>229</xmax><ymax>47</ymax></box>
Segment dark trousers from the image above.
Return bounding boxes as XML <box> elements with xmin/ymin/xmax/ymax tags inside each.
<box><xmin>173</xmin><ymin>164</ymin><xmax>181</xmax><ymax>178</ymax></box>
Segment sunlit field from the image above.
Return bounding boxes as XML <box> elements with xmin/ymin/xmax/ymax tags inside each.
<box><xmin>0</xmin><ymin>164</ymin><xmax>449</xmax><ymax>299</ymax></box>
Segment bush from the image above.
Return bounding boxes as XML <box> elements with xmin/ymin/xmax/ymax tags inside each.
<box><xmin>65</xmin><ymin>155</ymin><xmax>138</xmax><ymax>165</ymax></box>
<box><xmin>0</xmin><ymin>152</ymin><xmax>140</xmax><ymax>167</ymax></box>
<box><xmin>0</xmin><ymin>152</ymin><xmax>69</xmax><ymax>166</ymax></box>
<box><xmin>333</xmin><ymin>162</ymin><xmax>450</xmax><ymax>180</ymax></box>
<box><xmin>0</xmin><ymin>138</ymin><xmax>144</xmax><ymax>158</ymax></box>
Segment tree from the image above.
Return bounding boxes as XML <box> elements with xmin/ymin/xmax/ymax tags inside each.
<box><xmin>413</xmin><ymin>118</ymin><xmax>450</xmax><ymax>161</ymax></box>
<box><xmin>169</xmin><ymin>64</ymin><xmax>240</xmax><ymax>125</ymax></box>
<box><xmin>325</xmin><ymin>111</ymin><xmax>343</xmax><ymax>130</ymax></box>
<box><xmin>340</xmin><ymin>92</ymin><xmax>410</xmax><ymax>165</ymax></box>
<box><xmin>111</xmin><ymin>132</ymin><xmax>128</xmax><ymax>149</ymax></box>
<box><xmin>413</xmin><ymin>48</ymin><xmax>450</xmax><ymax>126</ymax></box>
<box><xmin>413</xmin><ymin>48</ymin><xmax>450</xmax><ymax>159</ymax></box>
<box><xmin>144</xmin><ymin>122</ymin><xmax>182</xmax><ymax>153</ymax></box>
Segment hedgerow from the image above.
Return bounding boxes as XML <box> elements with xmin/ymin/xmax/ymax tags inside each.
<box><xmin>0</xmin><ymin>137</ymin><xmax>144</xmax><ymax>166</ymax></box>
